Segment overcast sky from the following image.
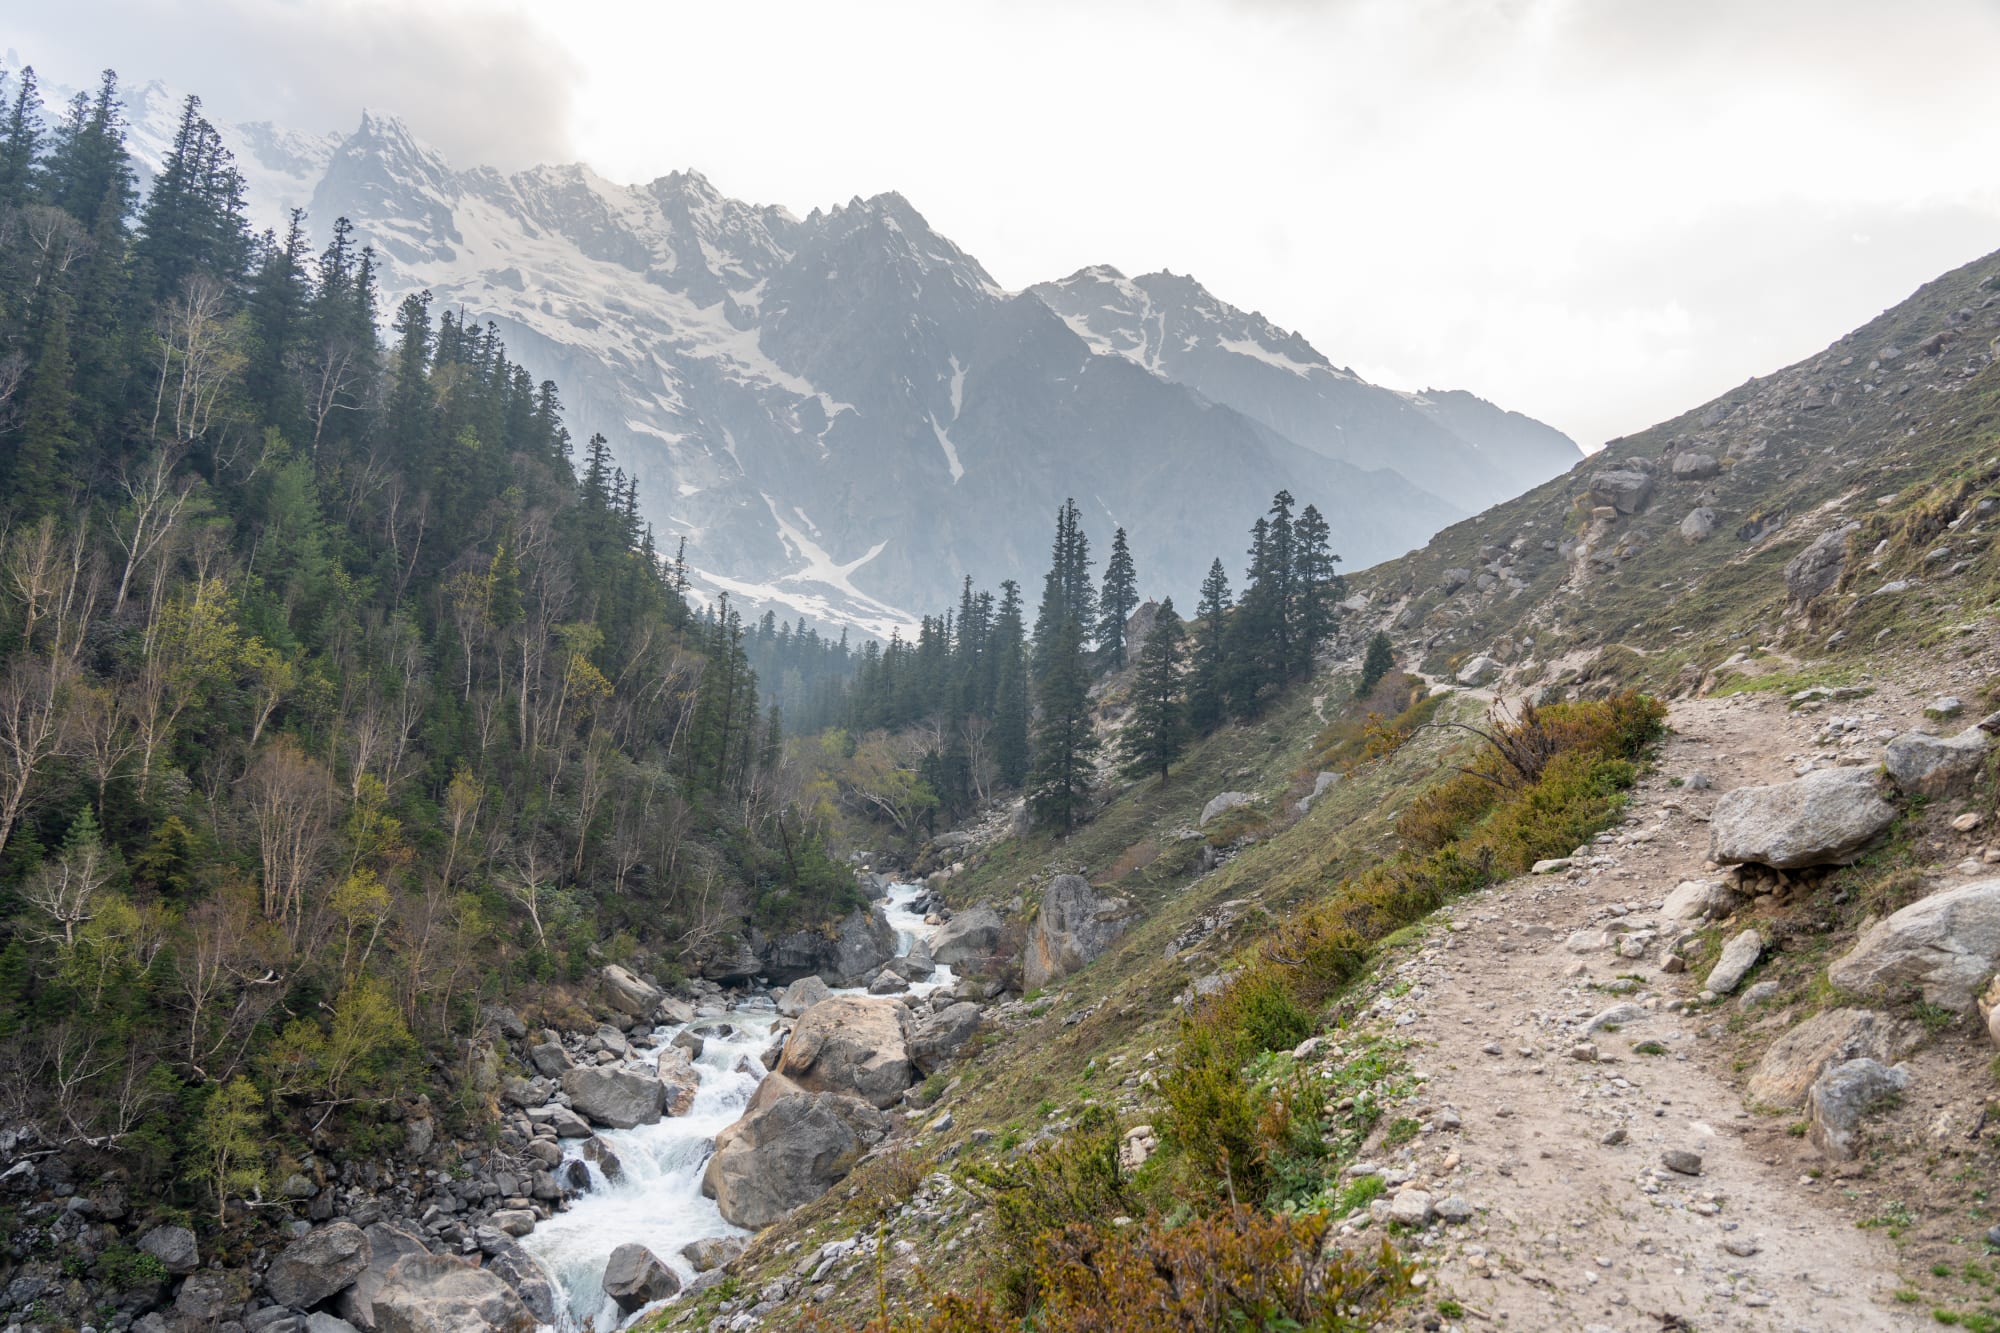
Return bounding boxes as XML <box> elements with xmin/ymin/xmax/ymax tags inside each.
<box><xmin>10</xmin><ymin>0</ymin><xmax>2000</xmax><ymax>449</ymax></box>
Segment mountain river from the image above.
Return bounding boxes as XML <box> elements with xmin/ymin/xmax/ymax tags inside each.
<box><xmin>522</xmin><ymin>883</ymin><xmax>952</xmax><ymax>1330</ymax></box>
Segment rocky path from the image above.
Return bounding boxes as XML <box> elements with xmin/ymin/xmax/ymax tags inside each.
<box><xmin>1348</xmin><ymin>691</ymin><xmax>1929</xmax><ymax>1332</ymax></box>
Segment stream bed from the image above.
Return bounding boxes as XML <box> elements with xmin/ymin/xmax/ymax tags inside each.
<box><xmin>522</xmin><ymin>883</ymin><xmax>949</xmax><ymax>1329</ymax></box>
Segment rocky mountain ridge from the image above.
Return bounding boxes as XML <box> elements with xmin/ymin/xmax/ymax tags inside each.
<box><xmin>8</xmin><ymin>58</ymin><xmax>1580</xmax><ymax>634</ymax></box>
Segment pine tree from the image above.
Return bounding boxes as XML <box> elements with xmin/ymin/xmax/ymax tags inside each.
<box><xmin>1359</xmin><ymin>631</ymin><xmax>1395</xmax><ymax>698</ymax></box>
<box><xmin>1117</xmin><ymin>597</ymin><xmax>1188</xmax><ymax>784</ymax></box>
<box><xmin>1027</xmin><ymin>615</ymin><xmax>1097</xmax><ymax>833</ymax></box>
<box><xmin>0</xmin><ymin>66</ymin><xmax>43</xmax><ymax>211</ymax></box>
<box><xmin>1032</xmin><ymin>498</ymin><xmax>1094</xmax><ymax>676</ymax></box>
<box><xmin>1189</xmin><ymin>559</ymin><xmax>1232</xmax><ymax>735</ymax></box>
<box><xmin>1291</xmin><ymin>503</ymin><xmax>1342</xmax><ymax>676</ymax></box>
<box><xmin>992</xmin><ymin>580</ymin><xmax>1030</xmax><ymax>788</ymax></box>
<box><xmin>1098</xmin><ymin>526</ymin><xmax>1138</xmax><ymax>670</ymax></box>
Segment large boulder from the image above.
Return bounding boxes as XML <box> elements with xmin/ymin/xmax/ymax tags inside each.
<box><xmin>1455</xmin><ymin>655</ymin><xmax>1502</xmax><ymax>687</ymax></box>
<box><xmin>1827</xmin><ymin>877</ymin><xmax>2000</xmax><ymax>1012</ymax></box>
<box><xmin>266</xmin><ymin>1221</ymin><xmax>370</xmax><ymax>1309</ymax></box>
<box><xmin>700</xmin><ymin>1073</ymin><xmax>890</xmax><ymax>1228</ymax></box>
<box><xmin>702</xmin><ymin>939</ymin><xmax>762</xmax><ymax>983</ymax></box>
<box><xmin>682</xmin><ymin>1235</ymin><xmax>747</xmax><ymax>1273</ymax></box>
<box><xmin>1023</xmin><ymin>876</ymin><xmax>1133</xmax><ymax>991</ymax></box>
<box><xmin>1708</xmin><ymin>767</ymin><xmax>1897</xmax><ymax>869</ymax></box>
<box><xmin>1703</xmin><ymin>930</ymin><xmax>1763</xmax><ymax>995</ymax></box>
<box><xmin>777</xmin><ymin>996</ymin><xmax>914</xmax><ymax>1107</ymax></box>
<box><xmin>335</xmin><ymin>1222</ymin><xmax>431</xmax><ymax>1330</ymax></box>
<box><xmin>1883</xmin><ymin>727</ymin><xmax>1990</xmax><ymax>798</ymax></box>
<box><xmin>1746</xmin><ymin>1008</ymin><xmax>1911</xmax><ymax>1108</ymax></box>
<box><xmin>655</xmin><ymin>1046</ymin><xmax>702</xmax><ymax>1116</ymax></box>
<box><xmin>1199</xmin><ymin>791</ymin><xmax>1255</xmax><ymax>827</ymax></box>
<box><xmin>601</xmin><ymin>1243</ymin><xmax>680</xmax><ymax>1313</ymax></box>
<box><xmin>599</xmin><ymin>964</ymin><xmax>665</xmax><ymax>1019</ymax></box>
<box><xmin>908</xmin><ymin>1001</ymin><xmax>984</xmax><ymax>1075</ymax></box>
<box><xmin>1671</xmin><ymin>452</ymin><xmax>1720</xmax><ymax>480</ymax></box>
<box><xmin>826</xmin><ymin>907</ymin><xmax>897</xmax><ymax>985</ymax></box>
<box><xmin>1661</xmin><ymin>878</ymin><xmax>1739</xmax><ymax>923</ymax></box>
<box><xmin>1784</xmin><ymin>522</ymin><xmax>1861</xmax><ymax>606</ymax></box>
<box><xmin>776</xmin><ymin>974</ymin><xmax>833</xmax><ymax>1018</ymax></box>
<box><xmin>930</xmin><ymin>906</ymin><xmax>1006</xmax><ymax>969</ymax></box>
<box><xmin>561</xmin><ymin>1065</ymin><xmax>664</xmax><ymax>1130</ymax></box>
<box><xmin>1588</xmin><ymin>467</ymin><xmax>1654</xmax><ymax>514</ymax></box>
<box><xmin>137</xmin><ymin>1224</ymin><xmax>198</xmax><ymax>1276</ymax></box>
<box><xmin>1679</xmin><ymin>507</ymin><xmax>1718</xmax><ymax>543</ymax></box>
<box><xmin>369</xmin><ymin>1254</ymin><xmax>537</xmax><ymax>1333</ymax></box>
<box><xmin>480</xmin><ymin>1244</ymin><xmax>557</xmax><ymax>1327</ymax></box>
<box><xmin>1807</xmin><ymin>1058</ymin><xmax>1909</xmax><ymax>1161</ymax></box>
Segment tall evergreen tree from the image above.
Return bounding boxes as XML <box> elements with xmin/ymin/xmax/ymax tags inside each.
<box><xmin>1027</xmin><ymin>615</ymin><xmax>1097</xmax><ymax>834</ymax></box>
<box><xmin>1291</xmin><ymin>502</ymin><xmax>1342</xmax><ymax>676</ymax></box>
<box><xmin>992</xmin><ymin>580</ymin><xmax>1031</xmax><ymax>788</ymax></box>
<box><xmin>0</xmin><ymin>66</ymin><xmax>43</xmax><ymax>211</ymax></box>
<box><xmin>1116</xmin><ymin>597</ymin><xmax>1188</xmax><ymax>784</ymax></box>
<box><xmin>1032</xmin><ymin>498</ymin><xmax>1094</xmax><ymax>676</ymax></box>
<box><xmin>1098</xmin><ymin>526</ymin><xmax>1138</xmax><ymax>670</ymax></box>
<box><xmin>1189</xmin><ymin>559</ymin><xmax>1232</xmax><ymax>735</ymax></box>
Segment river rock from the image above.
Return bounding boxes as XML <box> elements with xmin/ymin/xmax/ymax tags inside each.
<box><xmin>480</xmin><ymin>1243</ymin><xmax>558</xmax><ymax>1326</ymax></box>
<box><xmin>777</xmin><ymin>975</ymin><xmax>833</xmax><ymax>1018</ymax></box>
<box><xmin>826</xmin><ymin>907</ymin><xmax>898</xmax><ymax>985</ymax></box>
<box><xmin>1704</xmin><ymin>930</ymin><xmax>1763</xmax><ymax>995</ymax></box>
<box><xmin>527</xmin><ymin>1042</ymin><xmax>572</xmax><ymax>1078</ymax></box>
<box><xmin>1199</xmin><ymin>791</ymin><xmax>1254</xmax><ymax>826</ymax></box>
<box><xmin>333</xmin><ymin>1223</ymin><xmax>430</xmax><ymax>1331</ymax></box>
<box><xmin>929</xmin><ymin>905</ymin><xmax>1006</xmax><ymax>971</ymax></box>
<box><xmin>702</xmin><ymin>938</ymin><xmax>762</xmax><ymax>984</ymax></box>
<box><xmin>1023</xmin><ymin>875</ymin><xmax>1133</xmax><ymax>991</ymax></box>
<box><xmin>1747</xmin><ymin>1008</ymin><xmax>1912</xmax><ymax>1107</ymax></box>
<box><xmin>368</xmin><ymin>1253</ymin><xmax>535</xmax><ymax>1333</ymax></box>
<box><xmin>1828</xmin><ymin>877</ymin><xmax>2000</xmax><ymax>1012</ymax></box>
<box><xmin>908</xmin><ymin>1001</ymin><xmax>984</xmax><ymax>1075</ymax></box>
<box><xmin>1807</xmin><ymin>1058</ymin><xmax>1910</xmax><ymax>1161</ymax></box>
<box><xmin>777</xmin><ymin>996</ymin><xmax>914</xmax><ymax>1107</ymax></box>
<box><xmin>266</xmin><ymin>1222</ymin><xmax>370</xmax><ymax>1309</ymax></box>
<box><xmin>600</xmin><ymin>964</ymin><xmax>665</xmax><ymax>1019</ymax></box>
<box><xmin>902</xmin><ymin>938</ymin><xmax>936</xmax><ymax>979</ymax></box>
<box><xmin>1884</xmin><ymin>727</ymin><xmax>1991</xmax><ymax>798</ymax></box>
<box><xmin>701</xmin><ymin>1073</ymin><xmax>890</xmax><ymax>1227</ymax></box>
<box><xmin>562</xmin><ymin>1065</ymin><xmax>664</xmax><ymax>1130</ymax></box>
<box><xmin>137</xmin><ymin>1223</ymin><xmax>199</xmax><ymax>1275</ymax></box>
<box><xmin>1589</xmin><ymin>467</ymin><xmax>1654</xmax><ymax>514</ymax></box>
<box><xmin>655</xmin><ymin>1046</ymin><xmax>702</xmax><ymax>1116</ymax></box>
<box><xmin>681</xmin><ymin>1235</ymin><xmax>747</xmax><ymax>1272</ymax></box>
<box><xmin>1708</xmin><ymin>766</ymin><xmax>1897</xmax><ymax>869</ymax></box>
<box><xmin>1785</xmin><ymin>522</ymin><xmax>1861</xmax><ymax>606</ymax></box>
<box><xmin>602</xmin><ymin>1243</ymin><xmax>680</xmax><ymax>1313</ymax></box>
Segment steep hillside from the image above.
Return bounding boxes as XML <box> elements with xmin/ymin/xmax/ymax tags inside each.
<box><xmin>1352</xmin><ymin>246</ymin><xmax>2000</xmax><ymax>697</ymax></box>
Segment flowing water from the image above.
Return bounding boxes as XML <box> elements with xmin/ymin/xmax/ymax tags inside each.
<box><xmin>524</xmin><ymin>883</ymin><xmax>949</xmax><ymax>1329</ymax></box>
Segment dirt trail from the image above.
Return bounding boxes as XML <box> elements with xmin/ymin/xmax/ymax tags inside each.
<box><xmin>1346</xmin><ymin>690</ymin><xmax>1933</xmax><ymax>1332</ymax></box>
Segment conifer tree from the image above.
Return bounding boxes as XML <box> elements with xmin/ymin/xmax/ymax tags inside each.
<box><xmin>0</xmin><ymin>66</ymin><xmax>43</xmax><ymax>211</ymax></box>
<box><xmin>1027</xmin><ymin>615</ymin><xmax>1097</xmax><ymax>833</ymax></box>
<box><xmin>1032</xmin><ymin>498</ymin><xmax>1094</xmax><ymax>676</ymax></box>
<box><xmin>1359</xmin><ymin>631</ymin><xmax>1395</xmax><ymax>698</ymax></box>
<box><xmin>992</xmin><ymin>580</ymin><xmax>1031</xmax><ymax>787</ymax></box>
<box><xmin>1117</xmin><ymin>597</ymin><xmax>1187</xmax><ymax>784</ymax></box>
<box><xmin>1098</xmin><ymin>526</ymin><xmax>1138</xmax><ymax>670</ymax></box>
<box><xmin>1189</xmin><ymin>558</ymin><xmax>1232</xmax><ymax>735</ymax></box>
<box><xmin>1291</xmin><ymin>502</ymin><xmax>1342</xmax><ymax>675</ymax></box>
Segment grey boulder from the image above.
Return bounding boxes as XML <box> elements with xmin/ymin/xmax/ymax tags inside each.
<box><xmin>777</xmin><ymin>996</ymin><xmax>913</xmax><ymax>1107</ymax></box>
<box><xmin>1807</xmin><ymin>1058</ymin><xmax>1909</xmax><ymax>1161</ymax></box>
<box><xmin>1022</xmin><ymin>875</ymin><xmax>1133</xmax><ymax>991</ymax></box>
<box><xmin>908</xmin><ymin>1001</ymin><xmax>984</xmax><ymax>1075</ymax></box>
<box><xmin>1703</xmin><ymin>930</ymin><xmax>1763</xmax><ymax>995</ymax></box>
<box><xmin>1828</xmin><ymin>877</ymin><xmax>2000</xmax><ymax>1012</ymax></box>
<box><xmin>1588</xmin><ymin>467</ymin><xmax>1654</xmax><ymax>514</ymax></box>
<box><xmin>700</xmin><ymin>1073</ymin><xmax>890</xmax><ymax>1228</ymax></box>
<box><xmin>1199</xmin><ymin>791</ymin><xmax>1255</xmax><ymax>827</ymax></box>
<box><xmin>1708</xmin><ymin>766</ymin><xmax>1896</xmax><ymax>869</ymax></box>
<box><xmin>1884</xmin><ymin>727</ymin><xmax>1990</xmax><ymax>798</ymax></box>
<box><xmin>137</xmin><ymin>1224</ymin><xmax>199</xmax><ymax>1275</ymax></box>
<box><xmin>562</xmin><ymin>1065</ymin><xmax>664</xmax><ymax>1129</ymax></box>
<box><xmin>599</xmin><ymin>964</ymin><xmax>665</xmax><ymax>1019</ymax></box>
<box><xmin>368</xmin><ymin>1253</ymin><xmax>536</xmax><ymax>1333</ymax></box>
<box><xmin>929</xmin><ymin>905</ymin><xmax>1006</xmax><ymax>971</ymax></box>
<box><xmin>1747</xmin><ymin>1008</ymin><xmax>1911</xmax><ymax>1108</ymax></box>
<box><xmin>681</xmin><ymin>1235</ymin><xmax>746</xmax><ymax>1272</ymax></box>
<box><xmin>1679</xmin><ymin>507</ymin><xmax>1718</xmax><ymax>543</ymax></box>
<box><xmin>601</xmin><ymin>1243</ymin><xmax>680</xmax><ymax>1313</ymax></box>
<box><xmin>334</xmin><ymin>1222</ymin><xmax>431</xmax><ymax>1331</ymax></box>
<box><xmin>1671</xmin><ymin>452</ymin><xmax>1719</xmax><ymax>480</ymax></box>
<box><xmin>1456</xmin><ymin>655</ymin><xmax>1503</xmax><ymax>687</ymax></box>
<box><xmin>655</xmin><ymin>1046</ymin><xmax>702</xmax><ymax>1117</ymax></box>
<box><xmin>1784</xmin><ymin>522</ymin><xmax>1861</xmax><ymax>606</ymax></box>
<box><xmin>266</xmin><ymin>1221</ymin><xmax>370</xmax><ymax>1310</ymax></box>
<box><xmin>776</xmin><ymin>974</ymin><xmax>833</xmax><ymax>1018</ymax></box>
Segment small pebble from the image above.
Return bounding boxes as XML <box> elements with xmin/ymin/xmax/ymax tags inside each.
<box><xmin>1601</xmin><ymin>1128</ymin><xmax>1627</xmax><ymax>1146</ymax></box>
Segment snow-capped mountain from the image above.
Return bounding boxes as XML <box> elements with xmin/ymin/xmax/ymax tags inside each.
<box><xmin>1030</xmin><ymin>266</ymin><xmax>1580</xmax><ymax>515</ymax></box>
<box><xmin>7</xmin><ymin>56</ymin><xmax>1579</xmax><ymax>632</ymax></box>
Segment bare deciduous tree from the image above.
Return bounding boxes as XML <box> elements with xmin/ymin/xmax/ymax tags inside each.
<box><xmin>246</xmin><ymin>739</ymin><xmax>334</xmax><ymax>941</ymax></box>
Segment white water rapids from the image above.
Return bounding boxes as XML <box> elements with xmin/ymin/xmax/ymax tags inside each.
<box><xmin>522</xmin><ymin>883</ymin><xmax>952</xmax><ymax>1330</ymax></box>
